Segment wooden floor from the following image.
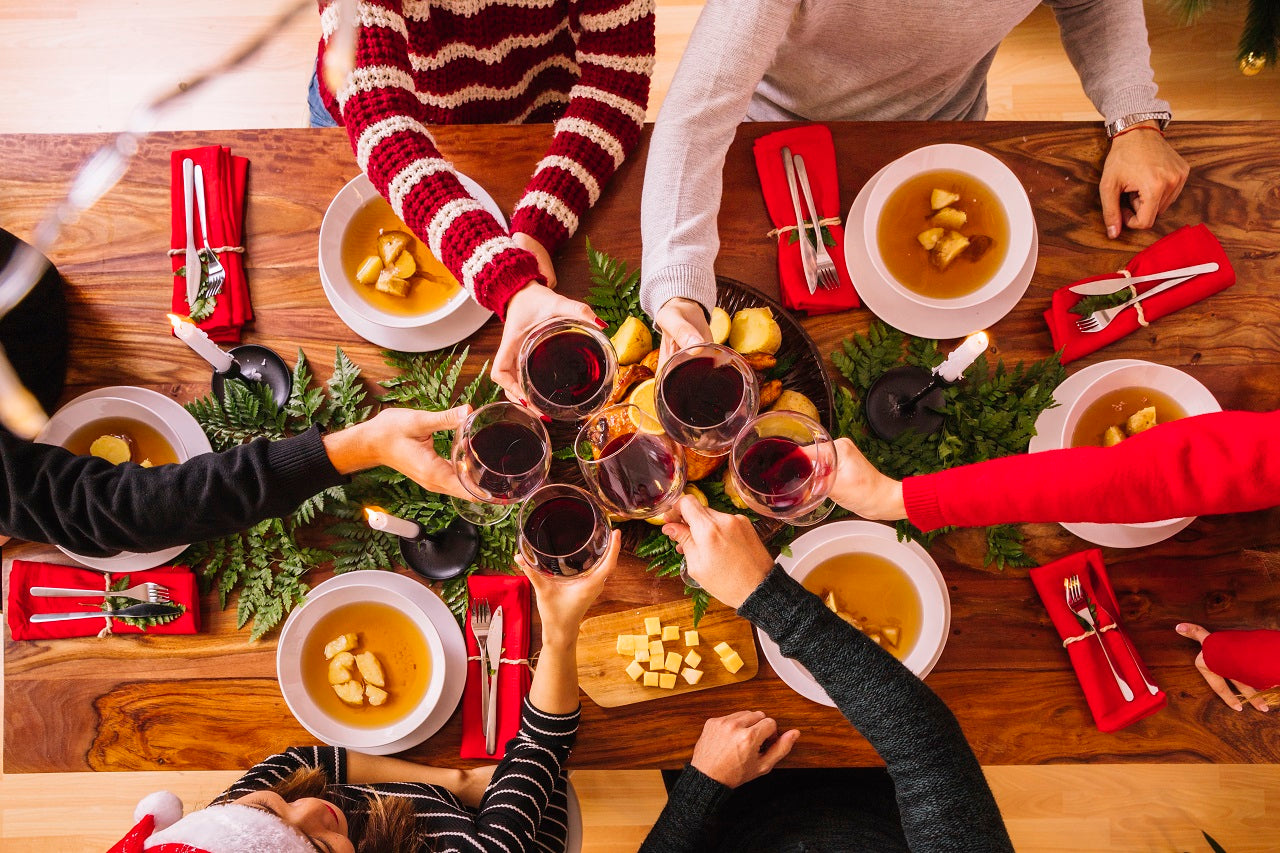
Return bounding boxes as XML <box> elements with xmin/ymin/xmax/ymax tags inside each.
<box><xmin>2</xmin><ymin>1</ymin><xmax>1279</xmax><ymax>850</ymax></box>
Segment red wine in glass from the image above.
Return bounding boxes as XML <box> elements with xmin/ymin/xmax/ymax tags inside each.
<box><xmin>662</xmin><ymin>357</ymin><xmax>746</xmax><ymax>426</ymax></box>
<box><xmin>736</xmin><ymin>436</ymin><xmax>813</xmax><ymax>512</ymax></box>
<box><xmin>656</xmin><ymin>344</ymin><xmax>759</xmax><ymax>453</ymax></box>
<box><xmin>520</xmin><ymin>490</ymin><xmax>608</xmax><ymax>577</ymax></box>
<box><xmin>470</xmin><ymin>420</ymin><xmax>545</xmax><ymax>497</ymax></box>
<box><xmin>596</xmin><ymin>432</ymin><xmax>680</xmax><ymax>516</ymax></box>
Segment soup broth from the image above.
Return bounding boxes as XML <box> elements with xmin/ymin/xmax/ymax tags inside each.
<box><xmin>876</xmin><ymin>170</ymin><xmax>1009</xmax><ymax>299</ymax></box>
<box><xmin>1070</xmin><ymin>387</ymin><xmax>1186</xmax><ymax>448</ymax></box>
<box><xmin>64</xmin><ymin>417</ymin><xmax>179</xmax><ymax>466</ymax></box>
<box><xmin>301</xmin><ymin>601</ymin><xmax>431</xmax><ymax>729</ymax></box>
<box><xmin>341</xmin><ymin>198</ymin><xmax>461</xmax><ymax>317</ymax></box>
<box><xmin>801</xmin><ymin>552</ymin><xmax>921</xmax><ymax>661</ymax></box>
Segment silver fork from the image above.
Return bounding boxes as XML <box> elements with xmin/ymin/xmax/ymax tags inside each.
<box><xmin>1090</xmin><ymin>596</ymin><xmax>1159</xmax><ymax>696</ymax></box>
<box><xmin>794</xmin><ymin>155</ymin><xmax>840</xmax><ymax>291</ymax></box>
<box><xmin>1074</xmin><ymin>273</ymin><xmax>1193</xmax><ymax>333</ymax></box>
<box><xmin>30</xmin><ymin>582</ymin><xmax>171</xmax><ymax>604</ymax></box>
<box><xmin>470</xmin><ymin>599</ymin><xmax>492</xmax><ymax>737</ymax></box>
<box><xmin>1065</xmin><ymin>575</ymin><xmax>1134</xmax><ymax>701</ymax></box>
<box><xmin>781</xmin><ymin>146</ymin><xmax>819</xmax><ymax>295</ymax></box>
<box><xmin>194</xmin><ymin>164</ymin><xmax>227</xmax><ymax>297</ymax></box>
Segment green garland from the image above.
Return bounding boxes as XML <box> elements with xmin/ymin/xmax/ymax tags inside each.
<box><xmin>1168</xmin><ymin>0</ymin><xmax>1279</xmax><ymax>69</ymax></box>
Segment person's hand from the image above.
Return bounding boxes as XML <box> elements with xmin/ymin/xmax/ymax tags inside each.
<box><xmin>322</xmin><ymin>406</ymin><xmax>471</xmax><ymax>499</ymax></box>
<box><xmin>455</xmin><ymin>765</ymin><xmax>497</xmax><ymax>808</ymax></box>
<box><xmin>491</xmin><ymin>282</ymin><xmax>605</xmax><ymax>404</ymax></box>
<box><xmin>655</xmin><ymin>297</ymin><xmax>712</xmax><ymax>366</ymax></box>
<box><xmin>661</xmin><ymin>496</ymin><xmax>774</xmax><ymax>608</ymax></box>
<box><xmin>1100</xmin><ymin>124</ymin><xmax>1189</xmax><ymax>239</ymax></box>
<box><xmin>1176</xmin><ymin>623</ymin><xmax>1270</xmax><ymax>712</ymax></box>
<box><xmin>512</xmin><ymin>232</ymin><xmax>557</xmax><ymax>290</ymax></box>
<box><xmin>828</xmin><ymin>437</ymin><xmax>906</xmax><ymax>520</ymax></box>
<box><xmin>690</xmin><ymin>710</ymin><xmax>800</xmax><ymax>789</ymax></box>
<box><xmin>516</xmin><ymin>529</ymin><xmax>621</xmax><ymax>647</ymax></box>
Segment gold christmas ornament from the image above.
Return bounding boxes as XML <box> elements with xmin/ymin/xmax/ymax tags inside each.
<box><xmin>1240</xmin><ymin>52</ymin><xmax>1266</xmax><ymax>76</ymax></box>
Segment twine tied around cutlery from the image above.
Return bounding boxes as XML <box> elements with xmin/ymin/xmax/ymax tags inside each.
<box><xmin>95</xmin><ymin>574</ymin><xmax>117</xmax><ymax>638</ymax></box>
<box><xmin>767</xmin><ymin>216</ymin><xmax>841</xmax><ymax>239</ymax></box>
<box><xmin>1062</xmin><ymin>622</ymin><xmax>1118</xmax><ymax>648</ymax></box>
<box><xmin>166</xmin><ymin>246</ymin><xmax>244</xmax><ymax>257</ymax></box>
<box><xmin>1108</xmin><ymin>269</ymin><xmax>1150</xmax><ymax>327</ymax></box>
<box><xmin>467</xmin><ymin>652</ymin><xmax>537</xmax><ymax>672</ymax></box>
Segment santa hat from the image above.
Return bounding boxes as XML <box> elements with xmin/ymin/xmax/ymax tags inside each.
<box><xmin>107</xmin><ymin>791</ymin><xmax>317</xmax><ymax>853</ymax></box>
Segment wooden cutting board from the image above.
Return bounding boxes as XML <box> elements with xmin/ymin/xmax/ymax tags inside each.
<box><xmin>577</xmin><ymin>598</ymin><xmax>758</xmax><ymax>708</ymax></box>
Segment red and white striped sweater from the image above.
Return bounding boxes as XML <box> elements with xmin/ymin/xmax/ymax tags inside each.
<box><xmin>316</xmin><ymin>0</ymin><xmax>655</xmax><ymax>316</ymax></box>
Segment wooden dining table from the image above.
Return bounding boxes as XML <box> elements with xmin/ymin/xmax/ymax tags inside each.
<box><xmin>3</xmin><ymin>121</ymin><xmax>1280</xmax><ymax>774</ymax></box>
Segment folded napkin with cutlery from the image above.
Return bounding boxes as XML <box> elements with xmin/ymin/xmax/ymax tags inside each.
<box><xmin>752</xmin><ymin>125</ymin><xmax>859</xmax><ymax>315</ymax></box>
<box><xmin>169</xmin><ymin>146</ymin><xmax>252</xmax><ymax>343</ymax></box>
<box><xmin>6</xmin><ymin>561</ymin><xmax>202</xmax><ymax>640</ymax></box>
<box><xmin>461</xmin><ymin>574</ymin><xmax>532</xmax><ymax>759</ymax></box>
<box><xmin>1029</xmin><ymin>549</ymin><xmax>1166</xmax><ymax>732</ymax></box>
<box><xmin>1044</xmin><ymin>224</ymin><xmax>1234</xmax><ymax>364</ymax></box>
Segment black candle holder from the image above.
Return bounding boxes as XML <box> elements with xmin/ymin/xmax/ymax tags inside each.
<box><xmin>398</xmin><ymin>518</ymin><xmax>480</xmax><ymax>581</ymax></box>
<box><xmin>864</xmin><ymin>365</ymin><xmax>947</xmax><ymax>442</ymax></box>
<box><xmin>211</xmin><ymin>344</ymin><xmax>293</xmax><ymax>409</ymax></box>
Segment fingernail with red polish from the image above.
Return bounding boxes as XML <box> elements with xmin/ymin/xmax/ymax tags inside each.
<box><xmin>594</xmin><ymin>318</ymin><xmax>608</xmax><ymax>330</ymax></box>
<box><xmin>540</xmin><ymin>414</ymin><xmax>553</xmax><ymax>424</ymax></box>
<box><xmin>518</xmin><ymin>397</ymin><xmax>530</xmax><ymax>408</ymax></box>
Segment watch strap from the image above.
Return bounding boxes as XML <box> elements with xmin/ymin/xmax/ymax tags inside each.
<box><xmin>1106</xmin><ymin>111</ymin><xmax>1172</xmax><ymax>139</ymax></box>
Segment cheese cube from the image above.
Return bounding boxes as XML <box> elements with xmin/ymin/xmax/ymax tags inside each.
<box><xmin>683</xmin><ymin>630</ymin><xmax>699</xmax><ymax>647</ymax></box>
<box><xmin>721</xmin><ymin>651</ymin><xmax>745</xmax><ymax>674</ymax></box>
<box><xmin>643</xmin><ymin>671</ymin><xmax>660</xmax><ymax>687</ymax></box>
<box><xmin>649</xmin><ymin>655</ymin><xmax>665</xmax><ymax>671</ymax></box>
<box><xmin>625</xmin><ymin>660</ymin><xmax>645</xmax><ymax>681</ymax></box>
<box><xmin>616</xmin><ymin>634</ymin><xmax>636</xmax><ymax>655</ymax></box>
<box><xmin>681</xmin><ymin>668</ymin><xmax>704</xmax><ymax>685</ymax></box>
<box><xmin>658</xmin><ymin>673</ymin><xmax>677</xmax><ymax>689</ymax></box>
<box><xmin>685</xmin><ymin>650</ymin><xmax>702</xmax><ymax>668</ymax></box>
<box><xmin>662</xmin><ymin>625</ymin><xmax>680</xmax><ymax>642</ymax></box>
<box><xmin>713</xmin><ymin>641</ymin><xmax>733</xmax><ymax>659</ymax></box>
<box><xmin>649</xmin><ymin>640</ymin><xmax>665</xmax><ymax>658</ymax></box>
<box><xmin>665</xmin><ymin>651</ymin><xmax>683</xmax><ymax>672</ymax></box>
<box><xmin>644</xmin><ymin>617</ymin><xmax>662</xmax><ymax>636</ymax></box>
<box><xmin>633</xmin><ymin>634</ymin><xmax>650</xmax><ymax>650</ymax></box>
<box><xmin>634</xmin><ymin>647</ymin><xmax>651</xmax><ymax>663</ymax></box>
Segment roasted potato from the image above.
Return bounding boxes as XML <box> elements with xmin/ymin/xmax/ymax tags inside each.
<box><xmin>930</xmin><ymin>207</ymin><xmax>968</xmax><ymax>230</ymax></box>
<box><xmin>769</xmin><ymin>390</ymin><xmax>821</xmax><ymax>422</ymax></box>
<box><xmin>722</xmin><ymin>469</ymin><xmax>749</xmax><ymax>510</ymax></box>
<box><xmin>709</xmin><ymin>307</ymin><xmax>732</xmax><ymax>345</ymax></box>
<box><xmin>728</xmin><ymin>308</ymin><xmax>782</xmax><ymax>355</ymax></box>
<box><xmin>611</xmin><ymin>316</ymin><xmax>654</xmax><ymax>365</ymax></box>
<box><xmin>89</xmin><ymin>435</ymin><xmax>133</xmax><ymax>465</ymax></box>
<box><xmin>355</xmin><ymin>256</ymin><xmax>383</xmax><ymax>287</ymax></box>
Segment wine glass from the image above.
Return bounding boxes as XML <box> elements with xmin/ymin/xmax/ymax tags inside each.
<box><xmin>518</xmin><ymin>318</ymin><xmax>618</xmax><ymax>421</ymax></box>
<box><xmin>517</xmin><ymin>484</ymin><xmax>612</xmax><ymax>580</ymax></box>
<box><xmin>655</xmin><ymin>343</ymin><xmax>759</xmax><ymax>454</ymax></box>
<box><xmin>450</xmin><ymin>401</ymin><xmax>550</xmax><ymax>525</ymax></box>
<box><xmin>729</xmin><ymin>411</ymin><xmax>836</xmax><ymax>526</ymax></box>
<box><xmin>575</xmin><ymin>403</ymin><xmax>686</xmax><ymax>520</ymax></box>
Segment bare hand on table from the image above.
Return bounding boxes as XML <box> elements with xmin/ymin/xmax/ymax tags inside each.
<box><xmin>322</xmin><ymin>406</ymin><xmax>472</xmax><ymax>500</ymax></box>
<box><xmin>661</xmin><ymin>496</ymin><xmax>774</xmax><ymax>609</ymax></box>
<box><xmin>1175</xmin><ymin>622</ymin><xmax>1271</xmax><ymax>713</ymax></box>
<box><xmin>655</xmin><ymin>297</ymin><xmax>712</xmax><ymax>366</ymax></box>
<box><xmin>691</xmin><ymin>710</ymin><xmax>800</xmax><ymax>789</ymax></box>
<box><xmin>828</xmin><ymin>437</ymin><xmax>906</xmax><ymax>521</ymax></box>
<box><xmin>491</xmin><ymin>281</ymin><xmax>605</xmax><ymax>404</ymax></box>
<box><xmin>1100</xmin><ymin>123</ymin><xmax>1189</xmax><ymax>239</ymax></box>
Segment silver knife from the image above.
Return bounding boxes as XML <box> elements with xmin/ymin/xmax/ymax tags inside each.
<box><xmin>484</xmin><ymin>605</ymin><xmax>504</xmax><ymax>755</ymax></box>
<box><xmin>781</xmin><ymin>147</ymin><xmax>819</xmax><ymax>295</ymax></box>
<box><xmin>1068</xmin><ymin>262</ymin><xmax>1219</xmax><ymax>296</ymax></box>
<box><xmin>32</xmin><ymin>602</ymin><xmax>183</xmax><ymax>623</ymax></box>
<box><xmin>182</xmin><ymin>157</ymin><xmax>200</xmax><ymax>307</ymax></box>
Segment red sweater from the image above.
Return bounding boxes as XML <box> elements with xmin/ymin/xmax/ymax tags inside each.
<box><xmin>317</xmin><ymin>0</ymin><xmax>655</xmax><ymax>315</ymax></box>
<box><xmin>903</xmin><ymin>410</ymin><xmax>1280</xmax><ymax>531</ymax></box>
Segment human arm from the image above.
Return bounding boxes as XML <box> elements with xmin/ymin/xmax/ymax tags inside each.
<box><xmin>1045</xmin><ymin>0</ymin><xmax>1187</xmax><ymax>236</ymax></box>
<box><xmin>1176</xmin><ymin>623</ymin><xmax>1280</xmax><ymax>712</ymax></box>
<box><xmin>217</xmin><ymin>746</ymin><xmax>345</xmax><ymax>801</ymax></box>
<box><xmin>1</xmin><ymin>406</ymin><xmax>470</xmax><ymax>555</ymax></box>
<box><xmin>639</xmin><ymin>0</ymin><xmax>795</xmax><ymax>322</ymax></box>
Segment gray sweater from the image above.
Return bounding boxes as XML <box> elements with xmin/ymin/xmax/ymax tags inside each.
<box><xmin>639</xmin><ymin>0</ymin><xmax>1170</xmax><ymax>318</ymax></box>
<box><xmin>640</xmin><ymin>566</ymin><xmax>1014</xmax><ymax>852</ymax></box>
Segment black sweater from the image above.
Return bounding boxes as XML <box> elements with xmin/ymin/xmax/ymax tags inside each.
<box><xmin>640</xmin><ymin>566</ymin><xmax>1014</xmax><ymax>853</ymax></box>
<box><xmin>0</xmin><ymin>427</ymin><xmax>344</xmax><ymax>556</ymax></box>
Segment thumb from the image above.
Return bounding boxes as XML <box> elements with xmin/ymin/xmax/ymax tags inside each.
<box><xmin>428</xmin><ymin>404</ymin><xmax>472</xmax><ymax>431</ymax></box>
<box><xmin>1176</xmin><ymin>622</ymin><xmax>1211</xmax><ymax>645</ymax></box>
<box><xmin>674</xmin><ymin>493</ymin><xmax>715</xmax><ymax>532</ymax></box>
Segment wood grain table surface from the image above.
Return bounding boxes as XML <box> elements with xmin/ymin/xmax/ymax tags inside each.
<box><xmin>3</xmin><ymin>122</ymin><xmax>1279</xmax><ymax>773</ymax></box>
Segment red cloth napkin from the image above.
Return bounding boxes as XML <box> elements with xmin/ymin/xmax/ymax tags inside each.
<box><xmin>1029</xmin><ymin>549</ymin><xmax>1166</xmax><ymax>732</ymax></box>
<box><xmin>1044</xmin><ymin>224</ymin><xmax>1234</xmax><ymax>364</ymax></box>
<box><xmin>1202</xmin><ymin>630</ymin><xmax>1280</xmax><ymax>690</ymax></box>
<box><xmin>170</xmin><ymin>146</ymin><xmax>252</xmax><ymax>343</ymax></box>
<box><xmin>752</xmin><ymin>125</ymin><xmax>859</xmax><ymax>315</ymax></box>
<box><xmin>461</xmin><ymin>574</ymin><xmax>532</xmax><ymax>760</ymax></box>
<box><xmin>6</xmin><ymin>560</ymin><xmax>202</xmax><ymax>640</ymax></box>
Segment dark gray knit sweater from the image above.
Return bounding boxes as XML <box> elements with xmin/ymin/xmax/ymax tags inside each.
<box><xmin>640</xmin><ymin>566</ymin><xmax>1014</xmax><ymax>852</ymax></box>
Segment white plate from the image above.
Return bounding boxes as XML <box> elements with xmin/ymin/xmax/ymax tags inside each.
<box><xmin>844</xmin><ymin>163</ymin><xmax>1038</xmax><ymax>339</ymax></box>
<box><xmin>287</xmin><ymin>571</ymin><xmax>468</xmax><ymax>756</ymax></box>
<box><xmin>318</xmin><ymin>172</ymin><xmax>496</xmax><ymax>352</ymax></box>
<box><xmin>34</xmin><ymin>386</ymin><xmax>213</xmax><ymax>572</ymax></box>
<box><xmin>759</xmin><ymin>520</ymin><xmax>951</xmax><ymax>707</ymax></box>
<box><xmin>1027</xmin><ymin>359</ymin><xmax>1204</xmax><ymax>548</ymax></box>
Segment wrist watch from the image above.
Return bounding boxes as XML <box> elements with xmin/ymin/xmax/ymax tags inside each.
<box><xmin>1105</xmin><ymin>111</ymin><xmax>1172</xmax><ymax>139</ymax></box>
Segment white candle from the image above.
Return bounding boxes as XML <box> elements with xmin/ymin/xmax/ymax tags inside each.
<box><xmin>168</xmin><ymin>313</ymin><xmax>235</xmax><ymax>373</ymax></box>
<box><xmin>364</xmin><ymin>506</ymin><xmax>423</xmax><ymax>539</ymax></box>
<box><xmin>935</xmin><ymin>332</ymin><xmax>990</xmax><ymax>383</ymax></box>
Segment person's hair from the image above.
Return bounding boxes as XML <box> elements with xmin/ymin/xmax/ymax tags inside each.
<box><xmin>213</xmin><ymin>766</ymin><xmax>426</xmax><ymax>853</ymax></box>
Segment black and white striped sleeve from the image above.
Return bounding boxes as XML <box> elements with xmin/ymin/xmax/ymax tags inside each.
<box><xmin>218</xmin><ymin>746</ymin><xmax>348</xmax><ymax>800</ymax></box>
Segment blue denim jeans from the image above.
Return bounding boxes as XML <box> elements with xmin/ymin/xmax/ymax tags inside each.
<box><xmin>307</xmin><ymin>71</ymin><xmax>339</xmax><ymax>128</ymax></box>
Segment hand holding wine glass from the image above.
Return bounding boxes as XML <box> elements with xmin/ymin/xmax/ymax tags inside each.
<box><xmin>518</xmin><ymin>484</ymin><xmax>612</xmax><ymax>579</ymax></box>
<box><xmin>655</xmin><ymin>343</ymin><xmax>759</xmax><ymax>454</ymax></box>
<box><xmin>729</xmin><ymin>411</ymin><xmax>836</xmax><ymax>525</ymax></box>
<box><xmin>655</xmin><ymin>297</ymin><xmax>713</xmax><ymax>367</ymax></box>
<box><xmin>828</xmin><ymin>437</ymin><xmax>906</xmax><ymax>521</ymax></box>
<box><xmin>450</xmin><ymin>401</ymin><xmax>550</xmax><ymax>524</ymax></box>
<box><xmin>491</xmin><ymin>282</ymin><xmax>606</xmax><ymax>405</ymax></box>
<box><xmin>576</xmin><ymin>404</ymin><xmax>686</xmax><ymax>520</ymax></box>
<box><xmin>661</xmin><ymin>495</ymin><xmax>775</xmax><ymax>609</ymax></box>
<box><xmin>321</xmin><ymin>405</ymin><xmax>473</xmax><ymax>500</ymax></box>
<box><xmin>519</xmin><ymin>317</ymin><xmax>618</xmax><ymax>421</ymax></box>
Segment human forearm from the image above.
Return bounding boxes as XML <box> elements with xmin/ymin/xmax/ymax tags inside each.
<box><xmin>346</xmin><ymin>751</ymin><xmax>466</xmax><ymax>789</ymax></box>
<box><xmin>529</xmin><ymin>634</ymin><xmax>581</xmax><ymax>716</ymax></box>
<box><xmin>1048</xmin><ymin>0</ymin><xmax>1169</xmax><ymax>122</ymax></box>
<box><xmin>904</xmin><ymin>410</ymin><xmax>1280</xmax><ymax>532</ymax></box>
<box><xmin>638</xmin><ymin>765</ymin><xmax>733</xmax><ymax>853</ymax></box>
